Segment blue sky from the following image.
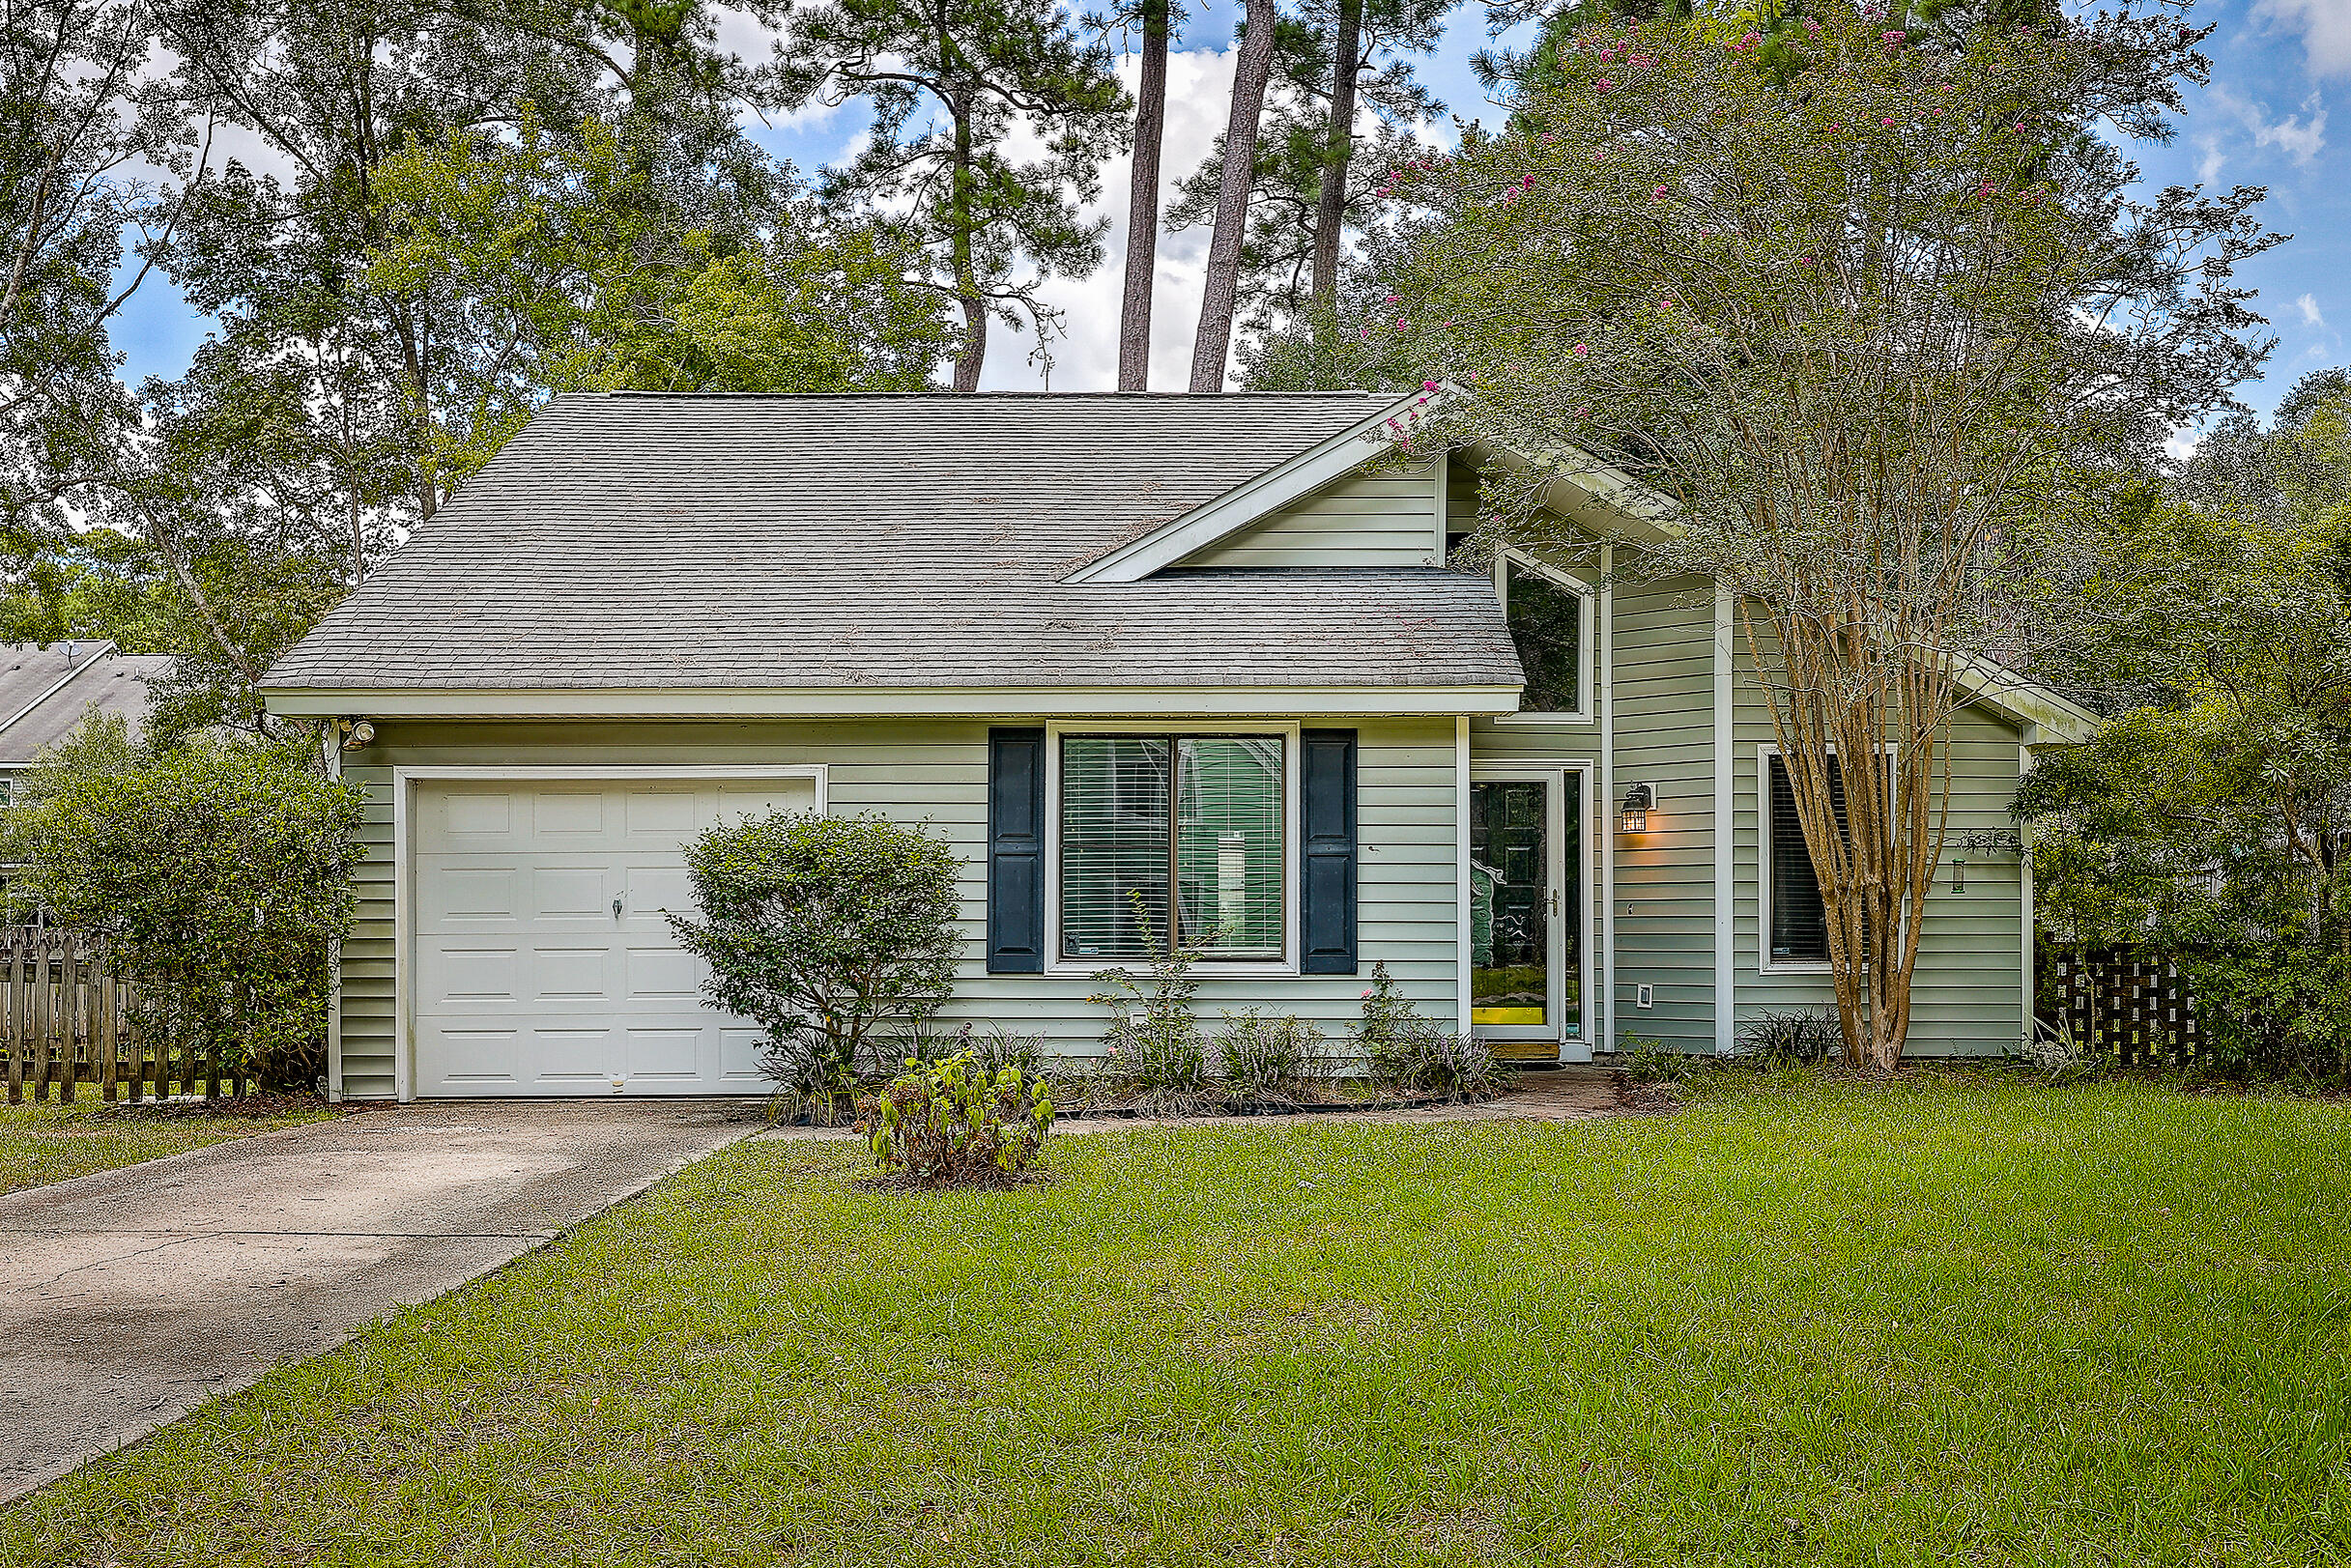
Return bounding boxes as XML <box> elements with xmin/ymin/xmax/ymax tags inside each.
<box><xmin>110</xmin><ymin>0</ymin><xmax>2346</xmax><ymax>423</ymax></box>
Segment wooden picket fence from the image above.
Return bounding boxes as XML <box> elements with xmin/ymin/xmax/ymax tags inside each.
<box><xmin>2035</xmin><ymin>942</ymin><xmax>2204</xmax><ymax>1068</ymax></box>
<box><xmin>1</xmin><ymin>927</ymin><xmax>256</xmax><ymax>1104</ymax></box>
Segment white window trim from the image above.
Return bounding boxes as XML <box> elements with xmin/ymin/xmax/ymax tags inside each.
<box><xmin>1043</xmin><ymin>721</ymin><xmax>1302</xmax><ymax>978</ymax></box>
<box><xmin>1491</xmin><ymin>548</ymin><xmax>1599</xmax><ymax>726</ymax></box>
<box><xmin>387</xmin><ymin>763</ymin><xmax>831</xmax><ymax>1105</ymax></box>
<box><xmin>1755</xmin><ymin>742</ymin><xmax>1897</xmax><ymax>978</ymax></box>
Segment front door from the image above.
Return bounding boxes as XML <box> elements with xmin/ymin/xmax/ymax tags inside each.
<box><xmin>1470</xmin><ymin>773</ymin><xmax>1586</xmax><ymax>1062</ymax></box>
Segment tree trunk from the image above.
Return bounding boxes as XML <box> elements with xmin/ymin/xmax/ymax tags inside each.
<box><xmin>1117</xmin><ymin>0</ymin><xmax>1170</xmax><ymax>393</ymax></box>
<box><xmin>1309</xmin><ymin>0</ymin><xmax>1361</xmax><ymax>307</ymax></box>
<box><xmin>1189</xmin><ymin>0</ymin><xmax>1277</xmax><ymax>393</ymax></box>
<box><xmin>949</xmin><ymin>83</ymin><xmax>988</xmax><ymax>392</ymax></box>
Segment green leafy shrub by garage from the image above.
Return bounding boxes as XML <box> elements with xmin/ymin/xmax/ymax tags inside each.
<box><xmin>1</xmin><ymin>718</ymin><xmax>365</xmax><ymax>1089</ymax></box>
<box><xmin>669</xmin><ymin>811</ymin><xmax>960</xmax><ymax>1125</ymax></box>
<box><xmin>869</xmin><ymin>1052</ymin><xmax>1053</xmax><ymax>1186</ymax></box>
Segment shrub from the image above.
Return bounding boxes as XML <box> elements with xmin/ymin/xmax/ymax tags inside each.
<box><xmin>1736</xmin><ymin>1009</ymin><xmax>1842</xmax><ymax>1067</ymax></box>
<box><xmin>1371</xmin><ymin>1015</ymin><xmax>1507</xmax><ymax>1101</ymax></box>
<box><xmin>670</xmin><ymin>811</ymin><xmax>960</xmax><ymax>1125</ymax></box>
<box><xmin>1622</xmin><ymin>1032</ymin><xmax>1701</xmax><ymax>1085</ymax></box>
<box><xmin>970</xmin><ymin>1021</ymin><xmax>1046</xmax><ymax>1079</ymax></box>
<box><xmin>1217</xmin><ymin>1010</ymin><xmax>1331</xmax><ymax>1103</ymax></box>
<box><xmin>2</xmin><ymin>719</ymin><xmax>365</xmax><ymax>1089</ymax></box>
<box><xmin>868</xmin><ymin>1052</ymin><xmax>1054</xmax><ymax>1186</ymax></box>
<box><xmin>1088</xmin><ymin>900</ymin><xmax>1213</xmax><ymax>1111</ymax></box>
<box><xmin>1358</xmin><ymin>960</ymin><xmax>1417</xmax><ymax>1063</ymax></box>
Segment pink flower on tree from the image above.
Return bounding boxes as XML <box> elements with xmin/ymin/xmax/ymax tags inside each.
<box><xmin>1572</xmin><ymin>343</ymin><xmax>1589</xmax><ymax>356</ymax></box>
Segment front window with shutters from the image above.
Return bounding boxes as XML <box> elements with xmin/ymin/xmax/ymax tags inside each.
<box><xmin>1057</xmin><ymin>734</ymin><xmax>1287</xmax><ymax>961</ymax></box>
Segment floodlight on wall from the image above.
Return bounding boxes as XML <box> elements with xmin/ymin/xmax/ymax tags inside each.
<box><xmin>1620</xmin><ymin>783</ymin><xmax>1656</xmax><ymax>835</ymax></box>
<box><xmin>341</xmin><ymin>720</ymin><xmax>375</xmax><ymax>751</ymax></box>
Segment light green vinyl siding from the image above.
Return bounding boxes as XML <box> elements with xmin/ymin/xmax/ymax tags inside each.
<box><xmin>1182</xmin><ymin>464</ymin><xmax>1440</xmax><ymax>568</ymax></box>
<box><xmin>1605</xmin><ymin>577</ymin><xmax>1720</xmax><ymax>1051</ymax></box>
<box><xmin>333</xmin><ymin>716</ymin><xmax>1462</xmax><ymax>1098</ymax></box>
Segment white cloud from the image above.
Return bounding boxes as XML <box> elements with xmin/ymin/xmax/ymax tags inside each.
<box><xmin>2254</xmin><ymin>0</ymin><xmax>2351</xmax><ymax>80</ymax></box>
<box><xmin>2205</xmin><ymin>83</ymin><xmax>2329</xmax><ymax>166</ymax></box>
<box><xmin>2194</xmin><ymin>133</ymin><xmax>2225</xmax><ymax>185</ymax></box>
<box><xmin>2302</xmin><ymin>293</ymin><xmax>2329</xmax><ymax>328</ymax></box>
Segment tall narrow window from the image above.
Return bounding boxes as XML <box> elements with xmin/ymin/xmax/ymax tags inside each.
<box><xmin>1060</xmin><ymin>735</ymin><xmax>1285</xmax><ymax>960</ymax></box>
<box><xmin>1505</xmin><ymin>560</ymin><xmax>1584</xmax><ymax>713</ymax></box>
<box><xmin>1767</xmin><ymin>752</ymin><xmax>1848</xmax><ymax>966</ymax></box>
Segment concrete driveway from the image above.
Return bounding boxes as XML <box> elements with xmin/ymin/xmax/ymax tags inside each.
<box><xmin>0</xmin><ymin>1100</ymin><xmax>762</xmax><ymax>1503</ymax></box>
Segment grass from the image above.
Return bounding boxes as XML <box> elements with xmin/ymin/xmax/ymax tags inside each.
<box><xmin>0</xmin><ymin>1084</ymin><xmax>336</xmax><ymax>1195</ymax></box>
<box><xmin>4</xmin><ymin>1072</ymin><xmax>2348</xmax><ymax>1565</ymax></box>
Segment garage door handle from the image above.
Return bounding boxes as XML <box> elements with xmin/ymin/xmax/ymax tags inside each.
<box><xmin>613</xmin><ymin>898</ymin><xmax>623</xmax><ymax>920</ymax></box>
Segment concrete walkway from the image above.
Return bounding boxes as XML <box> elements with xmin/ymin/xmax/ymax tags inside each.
<box><xmin>0</xmin><ymin>1100</ymin><xmax>763</xmax><ymax>1503</ymax></box>
<box><xmin>761</xmin><ymin>1065</ymin><xmax>1642</xmax><ymax>1143</ymax></box>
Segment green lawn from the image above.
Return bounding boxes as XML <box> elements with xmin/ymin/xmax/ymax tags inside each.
<box><xmin>0</xmin><ymin>1087</ymin><xmax>337</xmax><ymax>1195</ymax></box>
<box><xmin>4</xmin><ymin>1074</ymin><xmax>2348</xmax><ymax>1565</ymax></box>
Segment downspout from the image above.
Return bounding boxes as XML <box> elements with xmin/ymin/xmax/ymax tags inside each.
<box><xmin>1598</xmin><ymin>544</ymin><xmax>1616</xmax><ymax>1052</ymax></box>
<box><xmin>321</xmin><ymin>723</ymin><xmax>345</xmax><ymax>1103</ymax></box>
<box><xmin>1455</xmin><ymin>714</ymin><xmax>1472</xmax><ymax>1035</ymax></box>
<box><xmin>1714</xmin><ymin>585</ymin><xmax>1735</xmax><ymax>1055</ymax></box>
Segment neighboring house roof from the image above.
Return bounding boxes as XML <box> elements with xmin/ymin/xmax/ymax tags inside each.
<box><xmin>0</xmin><ymin>642</ymin><xmax>174</xmax><ymax>767</ymax></box>
<box><xmin>262</xmin><ymin>392</ymin><xmax>1526</xmax><ymax>711</ymax></box>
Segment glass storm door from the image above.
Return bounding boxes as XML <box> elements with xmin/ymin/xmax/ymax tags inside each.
<box><xmin>1470</xmin><ymin>773</ymin><xmax>1584</xmax><ymax>1060</ymax></box>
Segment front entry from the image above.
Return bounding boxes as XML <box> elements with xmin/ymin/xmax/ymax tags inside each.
<box><xmin>1470</xmin><ymin>772</ymin><xmax>1588</xmax><ymax>1062</ymax></box>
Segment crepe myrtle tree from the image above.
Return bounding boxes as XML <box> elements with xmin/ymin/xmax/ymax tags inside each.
<box><xmin>1387</xmin><ymin>0</ymin><xmax>2276</xmax><ymax>1068</ymax></box>
<box><xmin>669</xmin><ymin>811</ymin><xmax>960</xmax><ymax>1122</ymax></box>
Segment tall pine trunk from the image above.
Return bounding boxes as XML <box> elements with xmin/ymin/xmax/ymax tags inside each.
<box><xmin>1309</xmin><ymin>0</ymin><xmax>1360</xmax><ymax>306</ymax></box>
<box><xmin>950</xmin><ymin>82</ymin><xmax>987</xmax><ymax>391</ymax></box>
<box><xmin>1117</xmin><ymin>0</ymin><xmax>1170</xmax><ymax>392</ymax></box>
<box><xmin>1189</xmin><ymin>0</ymin><xmax>1276</xmax><ymax>392</ymax></box>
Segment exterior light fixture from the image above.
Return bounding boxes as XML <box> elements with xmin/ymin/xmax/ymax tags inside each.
<box><xmin>1950</xmin><ymin>857</ymin><xmax>1967</xmax><ymax>894</ymax></box>
<box><xmin>1620</xmin><ymin>783</ymin><xmax>1656</xmax><ymax>835</ymax></box>
<box><xmin>341</xmin><ymin>720</ymin><xmax>376</xmax><ymax>751</ymax></box>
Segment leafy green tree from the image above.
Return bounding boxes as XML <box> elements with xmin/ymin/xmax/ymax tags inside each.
<box><xmin>0</xmin><ymin>0</ymin><xmax>198</xmax><ymax>540</ymax></box>
<box><xmin>770</xmin><ymin>0</ymin><xmax>1130</xmax><ymax>390</ymax></box>
<box><xmin>367</xmin><ymin>112</ymin><xmax>952</xmax><ymax>484</ymax></box>
<box><xmin>669</xmin><ymin>812</ymin><xmax>962</xmax><ymax>1124</ymax></box>
<box><xmin>1391</xmin><ymin>0</ymin><xmax>2274</xmax><ymax>1067</ymax></box>
<box><xmin>3</xmin><ymin>717</ymin><xmax>366</xmax><ymax>1088</ymax></box>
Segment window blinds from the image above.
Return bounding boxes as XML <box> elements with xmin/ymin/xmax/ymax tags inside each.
<box><xmin>1059</xmin><ymin>735</ymin><xmax>1284</xmax><ymax>961</ymax></box>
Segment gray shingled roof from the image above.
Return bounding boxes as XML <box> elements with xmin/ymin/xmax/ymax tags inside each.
<box><xmin>0</xmin><ymin>644</ymin><xmax>172</xmax><ymax>765</ymax></box>
<box><xmin>264</xmin><ymin>393</ymin><xmax>1522</xmax><ymax>693</ymax></box>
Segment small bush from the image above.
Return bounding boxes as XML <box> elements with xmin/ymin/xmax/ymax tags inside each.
<box><xmin>1217</xmin><ymin>1010</ymin><xmax>1331</xmax><ymax>1103</ymax></box>
<box><xmin>1372</xmin><ymin>1016</ymin><xmax>1507</xmax><ymax>1101</ymax></box>
<box><xmin>1089</xmin><ymin>900</ymin><xmax>1213</xmax><ymax>1111</ymax></box>
<box><xmin>1622</xmin><ymin>1032</ymin><xmax>1701</xmax><ymax>1084</ymax></box>
<box><xmin>1358</xmin><ymin>960</ymin><xmax>1417</xmax><ymax>1063</ymax></box>
<box><xmin>970</xmin><ymin>1021</ymin><xmax>1046</xmax><ymax>1079</ymax></box>
<box><xmin>1736</xmin><ymin>1009</ymin><xmax>1842</xmax><ymax>1067</ymax></box>
<box><xmin>670</xmin><ymin>811</ymin><xmax>960</xmax><ymax>1126</ymax></box>
<box><xmin>868</xmin><ymin>1052</ymin><xmax>1054</xmax><ymax>1186</ymax></box>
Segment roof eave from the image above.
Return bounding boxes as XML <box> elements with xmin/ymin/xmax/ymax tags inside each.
<box><xmin>260</xmin><ymin>682</ymin><xmax>1527</xmax><ymax>721</ymax></box>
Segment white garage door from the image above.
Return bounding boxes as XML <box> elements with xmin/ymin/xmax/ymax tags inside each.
<box><xmin>412</xmin><ymin>778</ymin><xmax>817</xmax><ymax>1097</ymax></box>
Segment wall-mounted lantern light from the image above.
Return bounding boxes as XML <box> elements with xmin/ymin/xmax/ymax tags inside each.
<box><xmin>1620</xmin><ymin>783</ymin><xmax>1656</xmax><ymax>835</ymax></box>
<box><xmin>1949</xmin><ymin>856</ymin><xmax>1967</xmax><ymax>894</ymax></box>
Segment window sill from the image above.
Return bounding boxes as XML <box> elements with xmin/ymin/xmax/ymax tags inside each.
<box><xmin>1049</xmin><ymin>960</ymin><xmax>1299</xmax><ymax>980</ymax></box>
<box><xmin>1760</xmin><ymin>960</ymin><xmax>1833</xmax><ymax>978</ymax></box>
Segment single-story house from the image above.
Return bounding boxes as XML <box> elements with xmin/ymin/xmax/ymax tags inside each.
<box><xmin>260</xmin><ymin>391</ymin><xmax>2095</xmax><ymax>1101</ymax></box>
<box><xmin>0</xmin><ymin>641</ymin><xmax>174</xmax><ymax>801</ymax></box>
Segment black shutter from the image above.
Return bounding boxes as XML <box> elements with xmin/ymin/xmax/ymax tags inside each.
<box><xmin>1300</xmin><ymin>728</ymin><xmax>1358</xmax><ymax>974</ymax></box>
<box><xmin>988</xmin><ymin>728</ymin><xmax>1046</xmax><ymax>973</ymax></box>
<box><xmin>1767</xmin><ymin>752</ymin><xmax>1846</xmax><ymax>965</ymax></box>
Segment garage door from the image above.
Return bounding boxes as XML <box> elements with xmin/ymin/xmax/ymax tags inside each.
<box><xmin>412</xmin><ymin>778</ymin><xmax>817</xmax><ymax>1097</ymax></box>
